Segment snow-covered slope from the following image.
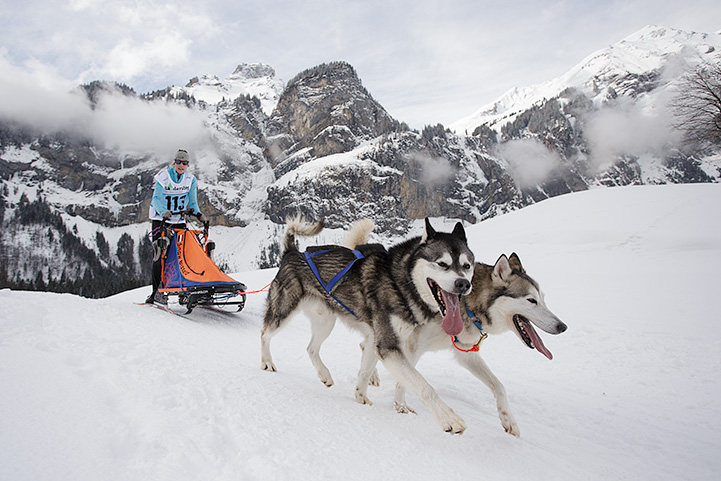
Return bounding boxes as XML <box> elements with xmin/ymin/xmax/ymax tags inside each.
<box><xmin>2</xmin><ymin>183</ymin><xmax>720</xmax><ymax>481</ymax></box>
<box><xmin>450</xmin><ymin>25</ymin><xmax>721</xmax><ymax>133</ymax></box>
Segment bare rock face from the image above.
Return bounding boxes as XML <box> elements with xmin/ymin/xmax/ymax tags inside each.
<box><xmin>268</xmin><ymin>62</ymin><xmax>399</xmax><ymax>163</ymax></box>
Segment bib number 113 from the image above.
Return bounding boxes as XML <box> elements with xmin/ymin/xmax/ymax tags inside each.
<box><xmin>166</xmin><ymin>195</ymin><xmax>185</xmax><ymax>212</ymax></box>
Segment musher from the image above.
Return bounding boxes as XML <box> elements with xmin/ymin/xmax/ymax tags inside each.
<box><xmin>145</xmin><ymin>149</ymin><xmax>203</xmax><ymax>304</ymax></box>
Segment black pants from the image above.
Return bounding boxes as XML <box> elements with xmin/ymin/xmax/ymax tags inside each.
<box><xmin>151</xmin><ymin>220</ymin><xmax>185</xmax><ymax>293</ymax></box>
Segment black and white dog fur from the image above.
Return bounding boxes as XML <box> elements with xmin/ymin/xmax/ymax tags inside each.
<box><xmin>393</xmin><ymin>251</ymin><xmax>568</xmax><ymax>437</ymax></box>
<box><xmin>261</xmin><ymin>217</ymin><xmax>475</xmax><ymax>434</ymax></box>
<box><xmin>343</xmin><ymin>219</ymin><xmax>568</xmax><ymax>436</ymax></box>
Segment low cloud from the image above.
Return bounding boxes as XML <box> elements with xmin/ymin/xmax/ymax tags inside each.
<box><xmin>0</xmin><ymin>55</ymin><xmax>90</xmax><ymax>133</ymax></box>
<box><xmin>496</xmin><ymin>138</ymin><xmax>560</xmax><ymax>188</ymax></box>
<box><xmin>406</xmin><ymin>151</ymin><xmax>456</xmax><ymax>186</ymax></box>
<box><xmin>90</xmin><ymin>89</ymin><xmax>208</xmax><ymax>153</ymax></box>
<box><xmin>583</xmin><ymin>94</ymin><xmax>681</xmax><ymax>171</ymax></box>
<box><xmin>0</xmin><ymin>53</ymin><xmax>208</xmax><ymax>156</ymax></box>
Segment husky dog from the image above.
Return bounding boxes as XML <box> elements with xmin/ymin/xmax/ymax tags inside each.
<box><xmin>391</xmin><ymin>251</ymin><xmax>567</xmax><ymax>437</ymax></box>
<box><xmin>261</xmin><ymin>217</ymin><xmax>475</xmax><ymax>434</ymax></box>
<box><xmin>340</xmin><ymin>219</ymin><xmax>567</xmax><ymax>437</ymax></box>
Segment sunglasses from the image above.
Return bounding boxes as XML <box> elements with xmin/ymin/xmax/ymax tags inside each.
<box><xmin>174</xmin><ymin>159</ymin><xmax>189</xmax><ymax>165</ymax></box>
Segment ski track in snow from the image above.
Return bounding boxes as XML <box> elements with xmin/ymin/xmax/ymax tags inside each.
<box><xmin>1</xmin><ymin>184</ymin><xmax>720</xmax><ymax>481</ymax></box>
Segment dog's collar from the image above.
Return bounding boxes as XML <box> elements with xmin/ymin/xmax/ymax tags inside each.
<box><xmin>465</xmin><ymin>303</ymin><xmax>484</xmax><ymax>333</ymax></box>
<box><xmin>453</xmin><ymin>304</ymin><xmax>487</xmax><ymax>352</ymax></box>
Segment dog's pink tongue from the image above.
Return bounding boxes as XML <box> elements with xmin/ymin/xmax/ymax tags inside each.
<box><xmin>525</xmin><ymin>322</ymin><xmax>553</xmax><ymax>360</ymax></box>
<box><xmin>440</xmin><ymin>290</ymin><xmax>463</xmax><ymax>336</ymax></box>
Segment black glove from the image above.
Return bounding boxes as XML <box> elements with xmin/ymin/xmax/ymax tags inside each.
<box><xmin>162</xmin><ymin>211</ymin><xmax>172</xmax><ymax>220</ymax></box>
<box><xmin>195</xmin><ymin>212</ymin><xmax>203</xmax><ymax>221</ymax></box>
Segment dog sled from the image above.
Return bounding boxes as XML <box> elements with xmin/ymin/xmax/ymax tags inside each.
<box><xmin>154</xmin><ymin>212</ymin><xmax>247</xmax><ymax>314</ymax></box>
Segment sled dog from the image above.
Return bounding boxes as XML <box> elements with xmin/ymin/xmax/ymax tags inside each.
<box><xmin>344</xmin><ymin>219</ymin><xmax>568</xmax><ymax>436</ymax></box>
<box><xmin>392</xmin><ymin>251</ymin><xmax>567</xmax><ymax>436</ymax></box>
<box><xmin>261</xmin><ymin>217</ymin><xmax>475</xmax><ymax>434</ymax></box>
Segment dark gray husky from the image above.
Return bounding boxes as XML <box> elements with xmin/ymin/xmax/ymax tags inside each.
<box><xmin>261</xmin><ymin>216</ymin><xmax>475</xmax><ymax>434</ymax></box>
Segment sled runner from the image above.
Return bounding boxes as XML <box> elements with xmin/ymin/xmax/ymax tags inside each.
<box><xmin>154</xmin><ymin>212</ymin><xmax>247</xmax><ymax>314</ymax></box>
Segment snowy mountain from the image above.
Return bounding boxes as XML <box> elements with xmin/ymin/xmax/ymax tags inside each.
<box><xmin>2</xmin><ymin>183</ymin><xmax>720</xmax><ymax>481</ymax></box>
<box><xmin>175</xmin><ymin>63</ymin><xmax>284</xmax><ymax>115</ymax></box>
<box><xmin>450</xmin><ymin>25</ymin><xmax>721</xmax><ymax>134</ymax></box>
<box><xmin>1</xmin><ymin>26</ymin><xmax>720</xmax><ymax>297</ymax></box>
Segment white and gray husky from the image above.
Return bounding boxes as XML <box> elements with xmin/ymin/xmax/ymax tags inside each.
<box><xmin>260</xmin><ymin>217</ymin><xmax>567</xmax><ymax>436</ymax></box>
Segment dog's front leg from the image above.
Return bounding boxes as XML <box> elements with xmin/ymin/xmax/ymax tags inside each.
<box><xmin>454</xmin><ymin>351</ymin><xmax>520</xmax><ymax>437</ymax></box>
<box><xmin>393</xmin><ymin>343</ymin><xmax>422</xmax><ymax>414</ymax></box>
<box><xmin>381</xmin><ymin>349</ymin><xmax>466</xmax><ymax>434</ymax></box>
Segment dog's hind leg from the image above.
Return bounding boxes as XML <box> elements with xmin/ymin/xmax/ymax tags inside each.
<box><xmin>454</xmin><ymin>350</ymin><xmax>520</xmax><ymax>437</ymax></box>
<box><xmin>360</xmin><ymin>339</ymin><xmax>380</xmax><ymax>386</ymax></box>
<box><xmin>305</xmin><ymin>304</ymin><xmax>337</xmax><ymax>387</ymax></box>
<box><xmin>260</xmin><ymin>284</ymin><xmax>302</xmax><ymax>372</ymax></box>
<box><xmin>355</xmin><ymin>334</ymin><xmax>379</xmax><ymax>405</ymax></box>
<box><xmin>260</xmin><ymin>318</ymin><xmax>287</xmax><ymax>372</ymax></box>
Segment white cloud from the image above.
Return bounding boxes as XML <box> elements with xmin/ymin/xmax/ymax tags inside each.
<box><xmin>0</xmin><ymin>53</ymin><xmax>91</xmax><ymax>132</ymax></box>
<box><xmin>584</xmin><ymin>95</ymin><xmax>681</xmax><ymax>170</ymax></box>
<box><xmin>406</xmin><ymin>151</ymin><xmax>456</xmax><ymax>186</ymax></box>
<box><xmin>72</xmin><ymin>3</ymin><xmax>216</xmax><ymax>86</ymax></box>
<box><xmin>99</xmin><ymin>32</ymin><xmax>192</xmax><ymax>82</ymax></box>
<box><xmin>0</xmin><ymin>52</ymin><xmax>208</xmax><ymax>155</ymax></box>
<box><xmin>90</xmin><ymin>90</ymin><xmax>208</xmax><ymax>153</ymax></box>
<box><xmin>496</xmin><ymin>138</ymin><xmax>561</xmax><ymax>188</ymax></box>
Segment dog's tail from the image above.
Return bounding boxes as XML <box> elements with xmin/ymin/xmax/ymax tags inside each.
<box><xmin>283</xmin><ymin>215</ymin><xmax>324</xmax><ymax>254</ymax></box>
<box><xmin>340</xmin><ymin>218</ymin><xmax>374</xmax><ymax>248</ymax></box>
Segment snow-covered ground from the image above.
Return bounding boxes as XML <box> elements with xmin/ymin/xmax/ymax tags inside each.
<box><xmin>1</xmin><ymin>183</ymin><xmax>720</xmax><ymax>481</ymax></box>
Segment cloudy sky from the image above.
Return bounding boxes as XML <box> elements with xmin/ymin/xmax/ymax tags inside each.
<box><xmin>1</xmin><ymin>0</ymin><xmax>720</xmax><ymax>129</ymax></box>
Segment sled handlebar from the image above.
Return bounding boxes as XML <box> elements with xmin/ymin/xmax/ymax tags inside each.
<box><xmin>165</xmin><ymin>209</ymin><xmax>200</xmax><ymax>218</ymax></box>
<box><xmin>160</xmin><ymin>210</ymin><xmax>209</xmax><ymax>234</ymax></box>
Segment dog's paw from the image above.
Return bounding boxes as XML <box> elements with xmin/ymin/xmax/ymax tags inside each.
<box><xmin>440</xmin><ymin>412</ymin><xmax>466</xmax><ymax>435</ymax></box>
<box><xmin>394</xmin><ymin>402</ymin><xmax>416</xmax><ymax>414</ymax></box>
<box><xmin>355</xmin><ymin>390</ymin><xmax>373</xmax><ymax>406</ymax></box>
<box><xmin>318</xmin><ymin>374</ymin><xmax>334</xmax><ymax>388</ymax></box>
<box><xmin>260</xmin><ymin>361</ymin><xmax>277</xmax><ymax>372</ymax></box>
<box><xmin>500</xmin><ymin>411</ymin><xmax>520</xmax><ymax>437</ymax></box>
<box><xmin>368</xmin><ymin>368</ymin><xmax>380</xmax><ymax>386</ymax></box>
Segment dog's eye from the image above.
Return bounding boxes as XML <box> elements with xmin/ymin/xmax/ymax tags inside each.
<box><xmin>463</xmin><ymin>263</ymin><xmax>471</xmax><ymax>270</ymax></box>
<box><xmin>437</xmin><ymin>261</ymin><xmax>449</xmax><ymax>269</ymax></box>
<box><xmin>527</xmin><ymin>298</ymin><xmax>538</xmax><ymax>305</ymax></box>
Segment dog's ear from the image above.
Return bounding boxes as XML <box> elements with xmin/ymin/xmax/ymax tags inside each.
<box><xmin>451</xmin><ymin>222</ymin><xmax>467</xmax><ymax>243</ymax></box>
<box><xmin>493</xmin><ymin>254</ymin><xmax>513</xmax><ymax>282</ymax></box>
<box><xmin>508</xmin><ymin>252</ymin><xmax>525</xmax><ymax>273</ymax></box>
<box><xmin>423</xmin><ymin>217</ymin><xmax>436</xmax><ymax>242</ymax></box>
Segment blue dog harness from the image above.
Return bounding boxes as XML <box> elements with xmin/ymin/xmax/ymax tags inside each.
<box><xmin>304</xmin><ymin>248</ymin><xmax>367</xmax><ymax>318</ymax></box>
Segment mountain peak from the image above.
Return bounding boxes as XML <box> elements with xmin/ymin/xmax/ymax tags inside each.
<box><xmin>450</xmin><ymin>25</ymin><xmax>721</xmax><ymax>134</ymax></box>
<box><xmin>231</xmin><ymin>63</ymin><xmax>277</xmax><ymax>80</ymax></box>
<box><xmin>622</xmin><ymin>24</ymin><xmax>701</xmax><ymax>43</ymax></box>
<box><xmin>287</xmin><ymin>61</ymin><xmax>359</xmax><ymax>88</ymax></box>
<box><xmin>173</xmin><ymin>63</ymin><xmax>284</xmax><ymax>114</ymax></box>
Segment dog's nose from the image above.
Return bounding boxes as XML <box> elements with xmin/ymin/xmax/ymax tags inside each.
<box><xmin>454</xmin><ymin>278</ymin><xmax>471</xmax><ymax>293</ymax></box>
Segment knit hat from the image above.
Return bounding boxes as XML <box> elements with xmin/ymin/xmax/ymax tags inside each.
<box><xmin>174</xmin><ymin>149</ymin><xmax>190</xmax><ymax>162</ymax></box>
